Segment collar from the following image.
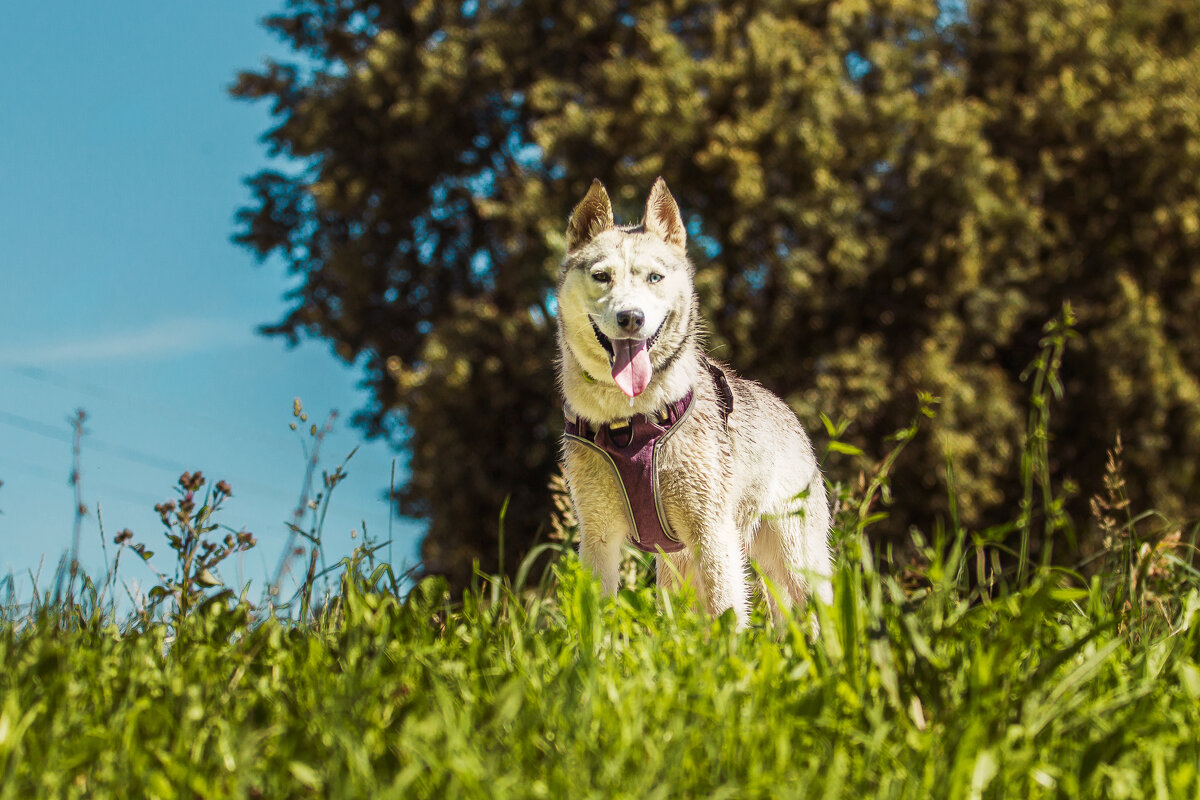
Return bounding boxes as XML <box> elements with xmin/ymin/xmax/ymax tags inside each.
<box><xmin>566</xmin><ymin>357</ymin><xmax>733</xmax><ymax>437</ymax></box>
<box><xmin>563</xmin><ymin>390</ymin><xmax>693</xmax><ymax>444</ymax></box>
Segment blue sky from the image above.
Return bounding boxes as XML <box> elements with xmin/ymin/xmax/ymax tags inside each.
<box><xmin>0</xmin><ymin>2</ymin><xmax>422</xmax><ymax>600</ymax></box>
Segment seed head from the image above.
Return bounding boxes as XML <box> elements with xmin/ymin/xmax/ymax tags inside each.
<box><xmin>154</xmin><ymin>500</ymin><xmax>177</xmax><ymax>524</ymax></box>
<box><xmin>177</xmin><ymin>471</ymin><xmax>206</xmax><ymax>491</ymax></box>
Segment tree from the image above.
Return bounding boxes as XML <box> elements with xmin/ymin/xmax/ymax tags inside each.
<box><xmin>234</xmin><ymin>0</ymin><xmax>1200</xmax><ymax>588</ymax></box>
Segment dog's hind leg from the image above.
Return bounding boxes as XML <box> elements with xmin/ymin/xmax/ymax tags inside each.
<box><xmin>749</xmin><ymin>528</ymin><xmax>795</xmax><ymax>626</ymax></box>
<box><xmin>655</xmin><ymin>551</ymin><xmax>689</xmax><ymax>591</ymax></box>
<box><xmin>695</xmin><ymin>519</ymin><xmax>751</xmax><ymax>628</ymax></box>
<box><xmin>756</xmin><ymin>487</ymin><xmax>833</xmax><ymax>613</ymax></box>
<box><xmin>656</xmin><ymin>551</ymin><xmax>706</xmax><ymax>610</ymax></box>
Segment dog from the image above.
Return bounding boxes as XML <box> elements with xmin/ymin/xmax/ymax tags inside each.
<box><xmin>556</xmin><ymin>177</ymin><xmax>833</xmax><ymax>627</ymax></box>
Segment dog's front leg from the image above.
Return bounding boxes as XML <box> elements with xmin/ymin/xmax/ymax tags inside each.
<box><xmin>578</xmin><ymin>525</ymin><xmax>626</xmax><ymax>596</ymax></box>
<box><xmin>563</xmin><ymin>444</ymin><xmax>632</xmax><ymax>596</ymax></box>
<box><xmin>695</xmin><ymin>518</ymin><xmax>750</xmax><ymax>628</ymax></box>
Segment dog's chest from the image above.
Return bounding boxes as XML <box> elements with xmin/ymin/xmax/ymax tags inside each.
<box><xmin>563</xmin><ymin>393</ymin><xmax>698</xmax><ymax>553</ymax></box>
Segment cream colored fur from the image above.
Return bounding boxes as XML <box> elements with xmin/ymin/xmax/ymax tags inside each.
<box><xmin>556</xmin><ymin>178</ymin><xmax>833</xmax><ymax>627</ymax></box>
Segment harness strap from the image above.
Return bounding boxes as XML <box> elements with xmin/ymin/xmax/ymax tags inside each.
<box><xmin>564</xmin><ymin>391</ymin><xmax>693</xmax><ymax>553</ymax></box>
<box><xmin>563</xmin><ymin>360</ymin><xmax>734</xmax><ymax>555</ymax></box>
<box><xmin>704</xmin><ymin>358</ymin><xmax>735</xmax><ymax>423</ymax></box>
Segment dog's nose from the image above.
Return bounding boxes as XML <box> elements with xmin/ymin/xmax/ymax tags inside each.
<box><xmin>616</xmin><ymin>309</ymin><xmax>645</xmax><ymax>333</ymax></box>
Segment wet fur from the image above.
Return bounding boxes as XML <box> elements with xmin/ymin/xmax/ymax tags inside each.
<box><xmin>556</xmin><ymin>179</ymin><xmax>833</xmax><ymax>627</ymax></box>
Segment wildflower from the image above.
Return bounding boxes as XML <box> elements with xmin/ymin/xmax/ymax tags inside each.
<box><xmin>154</xmin><ymin>501</ymin><xmax>176</xmax><ymax>525</ymax></box>
<box><xmin>113</xmin><ymin>529</ymin><xmax>134</xmax><ymax>545</ymax></box>
<box><xmin>178</xmin><ymin>471</ymin><xmax>205</xmax><ymax>492</ymax></box>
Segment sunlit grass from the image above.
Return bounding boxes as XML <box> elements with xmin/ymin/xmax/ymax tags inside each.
<box><xmin>3</xmin><ymin>540</ymin><xmax>1200</xmax><ymax>798</ymax></box>
<box><xmin>2</xmin><ymin>307</ymin><xmax>1199</xmax><ymax>797</ymax></box>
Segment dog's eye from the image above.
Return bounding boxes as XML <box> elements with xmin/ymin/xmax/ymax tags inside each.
<box><xmin>591</xmin><ymin>271</ymin><xmax>611</xmax><ymax>284</ymax></box>
<box><xmin>647</xmin><ymin>273</ymin><xmax>665</xmax><ymax>284</ymax></box>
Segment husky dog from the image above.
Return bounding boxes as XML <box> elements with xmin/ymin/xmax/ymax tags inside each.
<box><xmin>556</xmin><ymin>178</ymin><xmax>833</xmax><ymax>627</ymax></box>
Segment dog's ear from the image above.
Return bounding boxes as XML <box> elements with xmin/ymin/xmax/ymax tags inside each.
<box><xmin>566</xmin><ymin>179</ymin><xmax>614</xmax><ymax>251</ymax></box>
<box><xmin>643</xmin><ymin>177</ymin><xmax>686</xmax><ymax>250</ymax></box>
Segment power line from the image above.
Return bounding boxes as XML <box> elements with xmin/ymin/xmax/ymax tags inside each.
<box><xmin>0</xmin><ymin>409</ymin><xmax>299</xmax><ymax>504</ymax></box>
<box><xmin>3</xmin><ymin>365</ymin><xmax>381</xmax><ymax>503</ymax></box>
<box><xmin>6</xmin><ymin>365</ymin><xmax>301</xmax><ymax>453</ymax></box>
<box><xmin>0</xmin><ymin>455</ymin><xmax>168</xmax><ymax>508</ymax></box>
<box><xmin>0</xmin><ymin>408</ymin><xmax>186</xmax><ymax>472</ymax></box>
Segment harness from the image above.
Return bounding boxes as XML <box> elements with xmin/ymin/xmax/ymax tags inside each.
<box><xmin>564</xmin><ymin>360</ymin><xmax>733</xmax><ymax>554</ymax></box>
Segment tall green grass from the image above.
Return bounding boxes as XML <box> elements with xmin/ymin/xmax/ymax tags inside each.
<box><xmin>3</xmin><ymin>544</ymin><xmax>1199</xmax><ymax>797</ymax></box>
<box><xmin>2</xmin><ymin>307</ymin><xmax>1200</xmax><ymax>798</ymax></box>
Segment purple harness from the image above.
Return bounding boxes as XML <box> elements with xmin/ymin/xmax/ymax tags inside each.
<box><xmin>564</xmin><ymin>391</ymin><xmax>695</xmax><ymax>553</ymax></box>
<box><xmin>564</xmin><ymin>361</ymin><xmax>735</xmax><ymax>554</ymax></box>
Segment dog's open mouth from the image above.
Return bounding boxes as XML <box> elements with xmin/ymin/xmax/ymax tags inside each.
<box><xmin>590</xmin><ymin>316</ymin><xmax>666</xmax><ymax>399</ymax></box>
<box><xmin>590</xmin><ymin>317</ymin><xmax>665</xmax><ymax>360</ymax></box>
<box><xmin>591</xmin><ymin>319</ymin><xmax>616</xmax><ymax>360</ymax></box>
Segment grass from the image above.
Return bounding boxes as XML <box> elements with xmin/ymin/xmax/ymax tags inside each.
<box><xmin>3</xmin><ymin>546</ymin><xmax>1199</xmax><ymax>798</ymax></box>
<box><xmin>3</xmin><ymin>306</ymin><xmax>1200</xmax><ymax>798</ymax></box>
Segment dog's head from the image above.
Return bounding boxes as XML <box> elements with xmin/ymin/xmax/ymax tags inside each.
<box><xmin>557</xmin><ymin>178</ymin><xmax>695</xmax><ymax>399</ymax></box>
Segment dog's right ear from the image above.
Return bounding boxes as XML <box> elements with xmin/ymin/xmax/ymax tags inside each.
<box><xmin>566</xmin><ymin>179</ymin><xmax>614</xmax><ymax>252</ymax></box>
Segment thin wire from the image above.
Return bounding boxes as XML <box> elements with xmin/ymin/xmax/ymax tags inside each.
<box><xmin>0</xmin><ymin>409</ymin><xmax>297</xmax><ymax>504</ymax></box>
<box><xmin>0</xmin><ymin>455</ymin><xmax>171</xmax><ymax>509</ymax></box>
<box><xmin>6</xmin><ymin>365</ymin><xmax>297</xmax><ymax>452</ymax></box>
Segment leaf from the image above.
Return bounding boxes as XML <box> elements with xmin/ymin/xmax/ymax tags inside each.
<box><xmin>288</xmin><ymin>761</ymin><xmax>322</xmax><ymax>790</ymax></box>
<box><xmin>819</xmin><ymin>412</ymin><xmax>838</xmax><ymax>437</ymax></box>
<box><xmin>195</xmin><ymin>568</ymin><xmax>222</xmax><ymax>588</ymax></box>
<box><xmin>969</xmin><ymin>749</ymin><xmax>998</xmax><ymax>800</ymax></box>
<box><xmin>1177</xmin><ymin>661</ymin><xmax>1200</xmax><ymax>700</ymax></box>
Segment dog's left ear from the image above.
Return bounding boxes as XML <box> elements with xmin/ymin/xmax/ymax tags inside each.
<box><xmin>644</xmin><ymin>177</ymin><xmax>686</xmax><ymax>250</ymax></box>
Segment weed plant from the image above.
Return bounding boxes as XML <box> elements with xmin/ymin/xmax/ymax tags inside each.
<box><xmin>2</xmin><ymin>310</ymin><xmax>1199</xmax><ymax>798</ymax></box>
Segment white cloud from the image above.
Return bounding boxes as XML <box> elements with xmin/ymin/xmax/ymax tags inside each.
<box><xmin>0</xmin><ymin>317</ymin><xmax>258</xmax><ymax>366</ymax></box>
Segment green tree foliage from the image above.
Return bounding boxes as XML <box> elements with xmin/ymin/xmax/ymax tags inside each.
<box><xmin>234</xmin><ymin>0</ymin><xmax>1200</xmax><ymax>587</ymax></box>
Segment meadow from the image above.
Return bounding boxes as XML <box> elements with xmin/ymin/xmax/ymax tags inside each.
<box><xmin>2</xmin><ymin>314</ymin><xmax>1199</xmax><ymax>798</ymax></box>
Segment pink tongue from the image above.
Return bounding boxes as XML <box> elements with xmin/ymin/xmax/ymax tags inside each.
<box><xmin>611</xmin><ymin>338</ymin><xmax>653</xmax><ymax>397</ymax></box>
